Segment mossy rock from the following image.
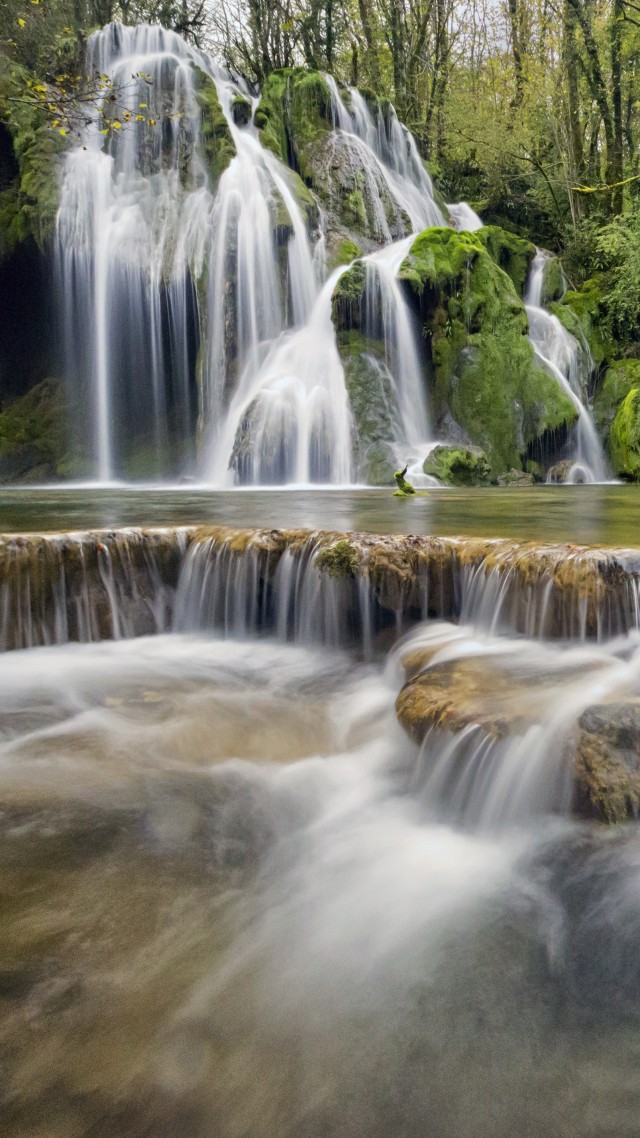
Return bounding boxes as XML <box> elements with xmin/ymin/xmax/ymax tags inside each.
<box><xmin>231</xmin><ymin>95</ymin><xmax>252</xmax><ymax>126</ymax></box>
<box><xmin>496</xmin><ymin>468</ymin><xmax>535</xmax><ymax>486</ymax></box>
<box><xmin>609</xmin><ymin>386</ymin><xmax>640</xmax><ymax>480</ymax></box>
<box><xmin>540</xmin><ymin>256</ymin><xmax>565</xmax><ymax>304</ymax></box>
<box><xmin>593</xmin><ymin>359</ymin><xmax>640</xmax><ymax>449</ymax></box>
<box><xmin>552</xmin><ymin>278</ymin><xmax>610</xmax><ymax>367</ymax></box>
<box><xmin>192</xmin><ymin>69</ymin><xmax>236</xmax><ymax>188</ymax></box>
<box><xmin>398</xmin><ymin>226</ymin><xmax>577</xmax><ymax>477</ymax></box>
<box><xmin>315</xmin><ymin>539</ymin><xmax>360</xmax><ymax>578</ymax></box>
<box><xmin>329</xmin><ymin>235</ymin><xmax>362</xmax><ymax>269</ymax></box>
<box><xmin>255</xmin><ymin>67</ymin><xmax>333</xmax><ymax>165</ymax></box>
<box><xmin>423</xmin><ymin>444</ymin><xmax>491</xmax><ymax>486</ymax></box>
<box><xmin>476</xmin><ymin>226</ymin><xmax>535</xmax><ymax>296</ymax></box>
<box><xmin>256</xmin><ymin>68</ymin><xmax>411</xmax><ymax>248</ymax></box>
<box><xmin>0</xmin><ymin>377</ymin><xmax>66</xmax><ymax>482</ymax></box>
<box><xmin>339</xmin><ymin>331</ymin><xmax>399</xmax><ymax>485</ymax></box>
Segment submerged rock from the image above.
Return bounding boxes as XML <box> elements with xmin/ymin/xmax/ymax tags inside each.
<box><xmin>396</xmin><ymin>642</ymin><xmax>640</xmax><ymax>823</ymax></box>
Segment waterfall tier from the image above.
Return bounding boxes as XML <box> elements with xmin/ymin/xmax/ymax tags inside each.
<box><xmin>2</xmin><ymin>526</ymin><xmax>640</xmax><ymax>651</ymax></box>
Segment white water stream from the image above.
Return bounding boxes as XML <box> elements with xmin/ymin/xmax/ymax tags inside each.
<box><xmin>525</xmin><ymin>251</ymin><xmax>609</xmax><ymax>482</ymax></box>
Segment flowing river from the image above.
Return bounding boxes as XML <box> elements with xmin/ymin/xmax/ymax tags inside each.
<box><xmin>1</xmin><ymin>490</ymin><xmax>640</xmax><ymax>1136</ymax></box>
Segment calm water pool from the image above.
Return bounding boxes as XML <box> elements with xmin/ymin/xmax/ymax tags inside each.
<box><xmin>1</xmin><ymin>483</ymin><xmax>640</xmax><ymax>544</ymax></box>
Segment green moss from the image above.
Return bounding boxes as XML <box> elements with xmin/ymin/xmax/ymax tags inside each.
<box><xmin>256</xmin><ymin>67</ymin><xmax>333</xmax><ymax>169</ymax></box>
<box><xmin>315</xmin><ymin>539</ymin><xmax>360</xmax><ymax>578</ymax></box>
<box><xmin>398</xmin><ymin>226</ymin><xmax>577</xmax><ymax>475</ymax></box>
<box><xmin>610</xmin><ymin>386</ymin><xmax>640</xmax><ymax>479</ymax></box>
<box><xmin>593</xmin><ymin>359</ymin><xmax>640</xmax><ymax>446</ymax></box>
<box><xmin>476</xmin><ymin>226</ymin><xmax>535</xmax><ymax>296</ymax></box>
<box><xmin>0</xmin><ymin>378</ymin><xmax>66</xmax><ymax>481</ymax></box>
<box><xmin>192</xmin><ymin>69</ymin><xmax>235</xmax><ymax>188</ymax></box>
<box><xmin>553</xmin><ymin>278</ymin><xmax>610</xmax><ymax>366</ymax></box>
<box><xmin>394</xmin><ymin>467</ymin><xmax>415</xmax><ymax>494</ymax></box>
<box><xmin>230</xmin><ymin>94</ymin><xmax>252</xmax><ymax>126</ymax></box>
<box><xmin>331</xmin><ymin>260</ymin><xmax>367</xmax><ymax>329</ymax></box>
<box><xmin>541</xmin><ymin>257</ymin><xmax>565</xmax><ymax>304</ymax></box>
<box><xmin>423</xmin><ymin>444</ymin><xmax>491</xmax><ymax>486</ymax></box>
<box><xmin>343</xmin><ymin>187</ymin><xmax>367</xmax><ymax>231</ymax></box>
<box><xmin>335</xmin><ymin>238</ymin><xmax>362</xmax><ymax>266</ymax></box>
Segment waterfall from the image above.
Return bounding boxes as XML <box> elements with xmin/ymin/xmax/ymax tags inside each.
<box><xmin>3</xmin><ymin>526</ymin><xmax>640</xmax><ymax>652</ymax></box>
<box><xmin>447</xmin><ymin>202</ymin><xmax>484</xmax><ymax>231</ymax></box>
<box><xmin>56</xmin><ymin>25</ymin><xmax>445</xmax><ymax>487</ymax></box>
<box><xmin>524</xmin><ymin>251</ymin><xmax>608</xmax><ymax>482</ymax></box>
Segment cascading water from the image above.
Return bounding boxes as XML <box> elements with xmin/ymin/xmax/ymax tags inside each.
<box><xmin>56</xmin><ymin>24</ymin><xmax>446</xmax><ymax>487</ymax></box>
<box><xmin>5</xmin><ymin>519</ymin><xmax>640</xmax><ymax>1136</ymax></box>
<box><xmin>524</xmin><ymin>251</ymin><xmax>608</xmax><ymax>482</ymax></box>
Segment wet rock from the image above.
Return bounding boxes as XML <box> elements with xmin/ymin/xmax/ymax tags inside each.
<box><xmin>496</xmin><ymin>468</ymin><xmax>535</xmax><ymax>486</ymax></box>
<box><xmin>574</xmin><ymin>701</ymin><xmax>640</xmax><ymax>822</ymax></box>
<box><xmin>423</xmin><ymin>444</ymin><xmax>491</xmax><ymax>486</ymax></box>
<box><xmin>396</xmin><ymin>646</ymin><xmax>640</xmax><ymax>823</ymax></box>
<box><xmin>397</xmin><ymin>227</ymin><xmax>578</xmax><ymax>479</ymax></box>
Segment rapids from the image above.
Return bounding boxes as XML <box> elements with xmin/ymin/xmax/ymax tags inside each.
<box><xmin>3</xmin><ymin>619</ymin><xmax>640</xmax><ymax>1137</ymax></box>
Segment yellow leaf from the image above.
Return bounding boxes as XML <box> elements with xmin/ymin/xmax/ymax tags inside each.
<box><xmin>139</xmin><ymin>102</ymin><xmax>148</xmax><ymax>108</ymax></box>
<box><xmin>112</xmin><ymin>121</ymin><xmax>122</xmax><ymax>129</ymax></box>
<box><xmin>59</xmin><ymin>128</ymin><xmax>68</xmax><ymax>136</ymax></box>
<box><xmin>17</xmin><ymin>18</ymin><xmax>26</xmax><ymax>27</ymax></box>
<box><xmin>148</xmin><ymin>118</ymin><xmax>156</xmax><ymax>127</ymax></box>
<box><xmin>52</xmin><ymin>119</ymin><xmax>60</xmax><ymax>127</ymax></box>
<box><xmin>99</xmin><ymin>128</ymin><xmax>109</xmax><ymax>135</ymax></box>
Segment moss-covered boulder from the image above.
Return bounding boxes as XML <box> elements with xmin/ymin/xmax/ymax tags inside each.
<box><xmin>593</xmin><ymin>359</ymin><xmax>640</xmax><ymax>453</ymax></box>
<box><xmin>0</xmin><ymin>377</ymin><xmax>66</xmax><ymax>482</ymax></box>
<box><xmin>423</xmin><ymin>444</ymin><xmax>491</xmax><ymax>486</ymax></box>
<box><xmin>609</xmin><ymin>386</ymin><xmax>640</xmax><ymax>480</ymax></box>
<box><xmin>476</xmin><ymin>226</ymin><xmax>535</xmax><ymax>296</ymax></box>
<box><xmin>398</xmin><ymin>227</ymin><xmax>578</xmax><ymax>476</ymax></box>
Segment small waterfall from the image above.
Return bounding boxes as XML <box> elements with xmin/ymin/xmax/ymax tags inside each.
<box><xmin>447</xmin><ymin>202</ymin><xmax>483</xmax><ymax>232</ymax></box>
<box><xmin>2</xmin><ymin>527</ymin><xmax>640</xmax><ymax>652</ymax></box>
<box><xmin>525</xmin><ymin>251</ymin><xmax>608</xmax><ymax>482</ymax></box>
<box><xmin>362</xmin><ymin>236</ymin><xmax>431</xmax><ymax>460</ymax></box>
<box><xmin>0</xmin><ymin>528</ymin><xmax>186</xmax><ymax>649</ymax></box>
